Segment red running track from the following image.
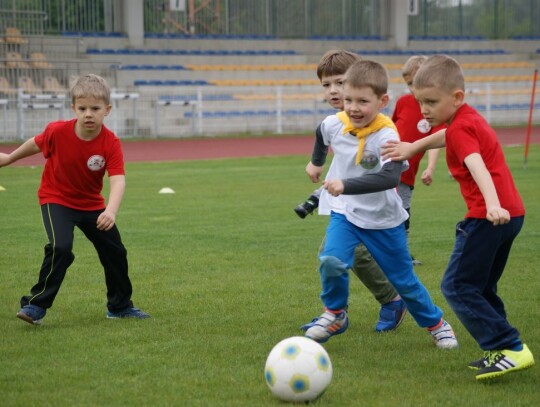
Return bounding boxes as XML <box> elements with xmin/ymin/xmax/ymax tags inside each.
<box><xmin>1</xmin><ymin>127</ymin><xmax>538</xmax><ymax>167</ymax></box>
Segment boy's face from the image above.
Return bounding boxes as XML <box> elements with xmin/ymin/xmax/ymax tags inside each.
<box><xmin>321</xmin><ymin>74</ymin><xmax>346</xmax><ymax>110</ymax></box>
<box><xmin>71</xmin><ymin>97</ymin><xmax>112</xmax><ymax>138</ymax></box>
<box><xmin>403</xmin><ymin>70</ymin><xmax>416</xmax><ymax>93</ymax></box>
<box><xmin>414</xmin><ymin>86</ymin><xmax>463</xmax><ymax>126</ymax></box>
<box><xmin>343</xmin><ymin>85</ymin><xmax>388</xmax><ymax>129</ymax></box>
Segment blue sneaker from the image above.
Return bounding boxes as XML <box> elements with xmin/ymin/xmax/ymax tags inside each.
<box><xmin>16</xmin><ymin>304</ymin><xmax>47</xmax><ymax>325</ymax></box>
<box><xmin>106</xmin><ymin>307</ymin><xmax>150</xmax><ymax>319</ymax></box>
<box><xmin>375</xmin><ymin>299</ymin><xmax>407</xmax><ymax>332</ymax></box>
<box><xmin>302</xmin><ymin>310</ymin><xmax>348</xmax><ymax>343</ymax></box>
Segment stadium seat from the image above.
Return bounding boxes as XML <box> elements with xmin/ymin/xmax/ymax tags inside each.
<box><xmin>0</xmin><ymin>76</ymin><xmax>18</xmax><ymax>96</ymax></box>
<box><xmin>43</xmin><ymin>76</ymin><xmax>67</xmax><ymax>94</ymax></box>
<box><xmin>17</xmin><ymin>76</ymin><xmax>42</xmax><ymax>94</ymax></box>
<box><xmin>5</xmin><ymin>27</ymin><xmax>28</xmax><ymax>45</ymax></box>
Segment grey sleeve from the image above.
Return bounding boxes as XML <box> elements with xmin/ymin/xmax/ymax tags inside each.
<box><xmin>310</xmin><ymin>124</ymin><xmax>328</xmax><ymax>166</ymax></box>
<box><xmin>341</xmin><ymin>161</ymin><xmax>404</xmax><ymax>195</ymax></box>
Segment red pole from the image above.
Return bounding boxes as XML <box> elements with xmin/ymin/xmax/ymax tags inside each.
<box><xmin>524</xmin><ymin>69</ymin><xmax>538</xmax><ymax>169</ymax></box>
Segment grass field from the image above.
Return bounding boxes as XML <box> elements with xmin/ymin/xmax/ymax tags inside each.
<box><xmin>0</xmin><ymin>144</ymin><xmax>538</xmax><ymax>406</ymax></box>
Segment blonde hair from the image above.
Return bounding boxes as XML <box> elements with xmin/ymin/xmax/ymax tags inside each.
<box><xmin>344</xmin><ymin>60</ymin><xmax>388</xmax><ymax>97</ymax></box>
<box><xmin>317</xmin><ymin>49</ymin><xmax>362</xmax><ymax>81</ymax></box>
<box><xmin>413</xmin><ymin>55</ymin><xmax>465</xmax><ymax>93</ymax></box>
<box><xmin>69</xmin><ymin>74</ymin><xmax>111</xmax><ymax>104</ymax></box>
<box><xmin>402</xmin><ymin>55</ymin><xmax>428</xmax><ymax>77</ymax></box>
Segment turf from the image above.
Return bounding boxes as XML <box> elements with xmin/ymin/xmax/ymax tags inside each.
<box><xmin>0</xmin><ymin>145</ymin><xmax>538</xmax><ymax>406</ymax></box>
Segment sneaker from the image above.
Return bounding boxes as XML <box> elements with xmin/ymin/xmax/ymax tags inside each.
<box><xmin>294</xmin><ymin>198</ymin><xmax>318</xmax><ymax>219</ymax></box>
<box><xmin>302</xmin><ymin>310</ymin><xmax>348</xmax><ymax>343</ymax></box>
<box><xmin>375</xmin><ymin>299</ymin><xmax>407</xmax><ymax>332</ymax></box>
<box><xmin>476</xmin><ymin>344</ymin><xmax>535</xmax><ymax>381</ymax></box>
<box><xmin>468</xmin><ymin>353</ymin><xmax>490</xmax><ymax>370</ymax></box>
<box><xmin>106</xmin><ymin>307</ymin><xmax>150</xmax><ymax>319</ymax></box>
<box><xmin>428</xmin><ymin>320</ymin><xmax>459</xmax><ymax>349</ymax></box>
<box><xmin>411</xmin><ymin>256</ymin><xmax>422</xmax><ymax>266</ymax></box>
<box><xmin>16</xmin><ymin>304</ymin><xmax>46</xmax><ymax>325</ymax></box>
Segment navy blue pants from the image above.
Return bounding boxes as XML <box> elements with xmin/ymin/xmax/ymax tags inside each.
<box><xmin>441</xmin><ymin>217</ymin><xmax>524</xmax><ymax>350</ymax></box>
<box><xmin>21</xmin><ymin>203</ymin><xmax>133</xmax><ymax>313</ymax></box>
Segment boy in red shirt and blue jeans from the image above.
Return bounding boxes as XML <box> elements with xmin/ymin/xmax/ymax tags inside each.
<box><xmin>0</xmin><ymin>74</ymin><xmax>149</xmax><ymax>324</ymax></box>
<box><xmin>382</xmin><ymin>55</ymin><xmax>535</xmax><ymax>381</ymax></box>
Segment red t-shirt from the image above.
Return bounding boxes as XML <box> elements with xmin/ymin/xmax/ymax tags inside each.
<box><xmin>34</xmin><ymin>119</ymin><xmax>125</xmax><ymax>211</ymax></box>
<box><xmin>392</xmin><ymin>93</ymin><xmax>445</xmax><ymax>187</ymax></box>
<box><xmin>446</xmin><ymin>104</ymin><xmax>525</xmax><ymax>219</ymax></box>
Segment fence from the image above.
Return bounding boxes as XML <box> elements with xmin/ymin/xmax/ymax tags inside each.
<box><xmin>1</xmin><ymin>80</ymin><xmax>538</xmax><ymax>141</ymax></box>
<box><xmin>1</xmin><ymin>0</ymin><xmax>539</xmax><ymax>39</ymax></box>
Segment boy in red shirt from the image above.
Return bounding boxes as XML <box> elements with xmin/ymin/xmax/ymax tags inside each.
<box><xmin>0</xmin><ymin>74</ymin><xmax>149</xmax><ymax>324</ymax></box>
<box><xmin>392</xmin><ymin>56</ymin><xmax>444</xmax><ymax>265</ymax></box>
<box><xmin>382</xmin><ymin>55</ymin><xmax>534</xmax><ymax>381</ymax></box>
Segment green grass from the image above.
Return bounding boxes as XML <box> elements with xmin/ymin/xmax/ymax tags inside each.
<box><xmin>0</xmin><ymin>145</ymin><xmax>539</xmax><ymax>406</ymax></box>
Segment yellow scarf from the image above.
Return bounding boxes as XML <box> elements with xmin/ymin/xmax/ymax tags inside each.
<box><xmin>337</xmin><ymin>111</ymin><xmax>398</xmax><ymax>165</ymax></box>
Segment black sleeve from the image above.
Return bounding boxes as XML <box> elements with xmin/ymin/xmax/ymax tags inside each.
<box><xmin>310</xmin><ymin>124</ymin><xmax>328</xmax><ymax>166</ymax></box>
<box><xmin>342</xmin><ymin>161</ymin><xmax>404</xmax><ymax>195</ymax></box>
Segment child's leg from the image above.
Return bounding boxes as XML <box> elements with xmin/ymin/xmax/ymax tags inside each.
<box><xmin>78</xmin><ymin>210</ymin><xmax>134</xmax><ymax>313</ymax></box>
<box><xmin>351</xmin><ymin>244</ymin><xmax>399</xmax><ymax>305</ymax></box>
<box><xmin>361</xmin><ymin>224</ymin><xmax>443</xmax><ymax>328</ymax></box>
<box><xmin>441</xmin><ymin>217</ymin><xmax>523</xmax><ymax>350</ymax></box>
<box><xmin>319</xmin><ymin>212</ymin><xmax>361</xmax><ymax>311</ymax></box>
<box><xmin>20</xmin><ymin>204</ymin><xmax>76</xmax><ymax>309</ymax></box>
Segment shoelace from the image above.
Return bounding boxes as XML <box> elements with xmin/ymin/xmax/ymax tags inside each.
<box><xmin>485</xmin><ymin>350</ymin><xmax>503</xmax><ymax>366</ymax></box>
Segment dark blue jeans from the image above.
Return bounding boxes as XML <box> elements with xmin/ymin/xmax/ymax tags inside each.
<box><xmin>441</xmin><ymin>216</ymin><xmax>524</xmax><ymax>350</ymax></box>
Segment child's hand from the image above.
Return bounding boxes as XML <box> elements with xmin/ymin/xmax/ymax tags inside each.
<box><xmin>421</xmin><ymin>168</ymin><xmax>434</xmax><ymax>185</ymax></box>
<box><xmin>96</xmin><ymin>210</ymin><xmax>116</xmax><ymax>231</ymax></box>
<box><xmin>323</xmin><ymin>179</ymin><xmax>344</xmax><ymax>196</ymax></box>
<box><xmin>486</xmin><ymin>206</ymin><xmax>510</xmax><ymax>226</ymax></box>
<box><xmin>305</xmin><ymin>162</ymin><xmax>324</xmax><ymax>183</ymax></box>
<box><xmin>381</xmin><ymin>140</ymin><xmax>414</xmax><ymax>161</ymax></box>
<box><xmin>0</xmin><ymin>152</ymin><xmax>10</xmax><ymax>167</ymax></box>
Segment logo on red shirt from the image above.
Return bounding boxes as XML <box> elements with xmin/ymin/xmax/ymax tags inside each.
<box><xmin>417</xmin><ymin>119</ymin><xmax>431</xmax><ymax>134</ymax></box>
<box><xmin>87</xmin><ymin>155</ymin><xmax>105</xmax><ymax>171</ymax></box>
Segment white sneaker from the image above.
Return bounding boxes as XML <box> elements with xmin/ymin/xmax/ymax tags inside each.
<box><xmin>303</xmin><ymin>310</ymin><xmax>349</xmax><ymax>343</ymax></box>
<box><xmin>429</xmin><ymin>320</ymin><xmax>459</xmax><ymax>349</ymax></box>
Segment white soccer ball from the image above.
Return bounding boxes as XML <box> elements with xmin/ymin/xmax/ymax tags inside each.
<box><xmin>264</xmin><ymin>336</ymin><xmax>333</xmax><ymax>402</ymax></box>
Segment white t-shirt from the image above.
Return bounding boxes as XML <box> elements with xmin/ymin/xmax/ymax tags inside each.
<box><xmin>318</xmin><ymin>115</ymin><xmax>409</xmax><ymax>230</ymax></box>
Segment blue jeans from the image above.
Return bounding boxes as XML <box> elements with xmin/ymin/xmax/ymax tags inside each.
<box><xmin>441</xmin><ymin>217</ymin><xmax>524</xmax><ymax>350</ymax></box>
<box><xmin>319</xmin><ymin>212</ymin><xmax>443</xmax><ymax>328</ymax></box>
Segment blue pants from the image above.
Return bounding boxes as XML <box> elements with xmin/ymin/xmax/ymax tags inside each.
<box><xmin>441</xmin><ymin>217</ymin><xmax>523</xmax><ymax>350</ymax></box>
<box><xmin>320</xmin><ymin>212</ymin><xmax>443</xmax><ymax>328</ymax></box>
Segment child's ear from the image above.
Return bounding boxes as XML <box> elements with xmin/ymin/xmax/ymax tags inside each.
<box><xmin>453</xmin><ymin>90</ymin><xmax>465</xmax><ymax>106</ymax></box>
<box><xmin>105</xmin><ymin>104</ymin><xmax>112</xmax><ymax>116</ymax></box>
<box><xmin>379</xmin><ymin>94</ymin><xmax>389</xmax><ymax>108</ymax></box>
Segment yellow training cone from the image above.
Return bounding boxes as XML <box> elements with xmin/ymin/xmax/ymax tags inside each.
<box><xmin>0</xmin><ymin>185</ymin><xmax>5</xmax><ymax>191</ymax></box>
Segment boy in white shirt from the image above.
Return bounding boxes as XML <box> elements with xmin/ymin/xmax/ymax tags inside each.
<box><xmin>302</xmin><ymin>60</ymin><xmax>457</xmax><ymax>349</ymax></box>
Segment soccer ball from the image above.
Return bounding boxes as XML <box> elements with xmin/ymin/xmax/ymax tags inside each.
<box><xmin>264</xmin><ymin>336</ymin><xmax>332</xmax><ymax>402</ymax></box>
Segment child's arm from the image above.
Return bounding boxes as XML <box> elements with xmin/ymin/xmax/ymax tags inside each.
<box><xmin>464</xmin><ymin>153</ymin><xmax>510</xmax><ymax>226</ymax></box>
<box><xmin>382</xmin><ymin>129</ymin><xmax>446</xmax><ymax>161</ymax></box>
<box><xmin>305</xmin><ymin>124</ymin><xmax>328</xmax><ymax>183</ymax></box>
<box><xmin>324</xmin><ymin>161</ymin><xmax>404</xmax><ymax>196</ymax></box>
<box><xmin>0</xmin><ymin>137</ymin><xmax>41</xmax><ymax>167</ymax></box>
<box><xmin>96</xmin><ymin>174</ymin><xmax>126</xmax><ymax>231</ymax></box>
<box><xmin>420</xmin><ymin>148</ymin><xmax>440</xmax><ymax>186</ymax></box>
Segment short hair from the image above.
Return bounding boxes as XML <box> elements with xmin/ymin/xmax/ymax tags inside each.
<box><xmin>402</xmin><ymin>55</ymin><xmax>428</xmax><ymax>77</ymax></box>
<box><xmin>344</xmin><ymin>60</ymin><xmax>388</xmax><ymax>97</ymax></box>
<box><xmin>69</xmin><ymin>74</ymin><xmax>111</xmax><ymax>104</ymax></box>
<box><xmin>413</xmin><ymin>55</ymin><xmax>465</xmax><ymax>93</ymax></box>
<box><xmin>317</xmin><ymin>49</ymin><xmax>362</xmax><ymax>81</ymax></box>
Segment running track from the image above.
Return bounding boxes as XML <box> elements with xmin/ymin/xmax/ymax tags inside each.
<box><xmin>1</xmin><ymin>127</ymin><xmax>538</xmax><ymax>167</ymax></box>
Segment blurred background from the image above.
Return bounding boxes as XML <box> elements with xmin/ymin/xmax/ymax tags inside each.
<box><xmin>1</xmin><ymin>0</ymin><xmax>539</xmax><ymax>140</ymax></box>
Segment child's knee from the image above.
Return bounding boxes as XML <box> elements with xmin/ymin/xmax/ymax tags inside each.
<box><xmin>320</xmin><ymin>255</ymin><xmax>348</xmax><ymax>278</ymax></box>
